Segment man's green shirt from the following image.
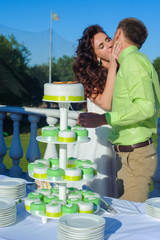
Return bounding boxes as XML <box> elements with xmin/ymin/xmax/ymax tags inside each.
<box><xmin>105</xmin><ymin>46</ymin><xmax>160</xmax><ymax>145</ymax></box>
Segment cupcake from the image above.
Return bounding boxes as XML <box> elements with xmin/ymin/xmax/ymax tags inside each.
<box><xmin>58</xmin><ymin>130</ymin><xmax>76</xmax><ymax>143</ymax></box>
<box><xmin>68</xmin><ymin>192</ymin><xmax>82</xmax><ymax>200</ymax></box>
<box><xmin>33</xmin><ymin>165</ymin><xmax>48</xmax><ymax>179</ymax></box>
<box><xmin>27</xmin><ymin>192</ymin><xmax>43</xmax><ymax>201</ymax></box>
<box><xmin>49</xmin><ymin>158</ymin><xmax>59</xmax><ymax>168</ymax></box>
<box><xmin>46</xmin><ymin>203</ymin><xmax>62</xmax><ymax>218</ymax></box>
<box><xmin>37</xmin><ymin>188</ymin><xmax>51</xmax><ymax>196</ymax></box>
<box><xmin>76</xmin><ymin>159</ymin><xmax>92</xmax><ymax>168</ymax></box>
<box><xmin>67</xmin><ymin>198</ymin><xmax>81</xmax><ymax>205</ymax></box>
<box><xmin>65</xmin><ymin>168</ymin><xmax>82</xmax><ymax>181</ymax></box>
<box><xmin>24</xmin><ymin>197</ymin><xmax>40</xmax><ymax>212</ymax></box>
<box><xmin>50</xmin><ymin>187</ymin><xmax>59</xmax><ymax>194</ymax></box>
<box><xmin>30</xmin><ymin>201</ymin><xmax>46</xmax><ymax>215</ymax></box>
<box><xmin>44</xmin><ymin>195</ymin><xmax>59</xmax><ymax>204</ymax></box>
<box><xmin>67</xmin><ymin>157</ymin><xmax>77</xmax><ymax>168</ymax></box>
<box><xmin>73</xmin><ymin>127</ymin><xmax>88</xmax><ymax>141</ymax></box>
<box><xmin>79</xmin><ymin>166</ymin><xmax>94</xmax><ymax>179</ymax></box>
<box><xmin>67</xmin><ymin>187</ymin><xmax>78</xmax><ymax>194</ymax></box>
<box><xmin>35</xmin><ymin>159</ymin><xmax>50</xmax><ymax>167</ymax></box>
<box><xmin>28</xmin><ymin>162</ymin><xmax>44</xmax><ymax>177</ymax></box>
<box><xmin>78</xmin><ymin>200</ymin><xmax>94</xmax><ymax>214</ymax></box>
<box><xmin>76</xmin><ymin>190</ymin><xmax>92</xmax><ymax>199</ymax></box>
<box><xmin>85</xmin><ymin>197</ymin><xmax>100</xmax><ymax>212</ymax></box>
<box><xmin>82</xmin><ymin>162</ymin><xmax>97</xmax><ymax>175</ymax></box>
<box><xmin>84</xmin><ymin>192</ymin><xmax>100</xmax><ymax>199</ymax></box>
<box><xmin>42</xmin><ymin>126</ymin><xmax>59</xmax><ymax>141</ymax></box>
<box><xmin>47</xmin><ymin>167</ymin><xmax>65</xmax><ymax>181</ymax></box>
<box><xmin>62</xmin><ymin>204</ymin><xmax>79</xmax><ymax>215</ymax></box>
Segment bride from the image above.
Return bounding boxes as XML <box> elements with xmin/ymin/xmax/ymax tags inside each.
<box><xmin>72</xmin><ymin>25</ymin><xmax>121</xmax><ymax>197</ymax></box>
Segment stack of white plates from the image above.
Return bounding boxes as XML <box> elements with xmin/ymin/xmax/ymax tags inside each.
<box><xmin>145</xmin><ymin>197</ymin><xmax>160</xmax><ymax>219</ymax></box>
<box><xmin>0</xmin><ymin>197</ymin><xmax>16</xmax><ymax>227</ymax></box>
<box><xmin>0</xmin><ymin>178</ymin><xmax>26</xmax><ymax>199</ymax></box>
<box><xmin>58</xmin><ymin>213</ymin><xmax>105</xmax><ymax>240</ymax></box>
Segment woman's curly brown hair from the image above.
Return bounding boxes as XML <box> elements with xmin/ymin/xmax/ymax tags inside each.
<box><xmin>73</xmin><ymin>25</ymin><xmax>108</xmax><ymax>100</ymax></box>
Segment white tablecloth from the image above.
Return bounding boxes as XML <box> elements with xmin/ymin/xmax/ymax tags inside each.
<box><xmin>0</xmin><ymin>175</ymin><xmax>160</xmax><ymax>240</ymax></box>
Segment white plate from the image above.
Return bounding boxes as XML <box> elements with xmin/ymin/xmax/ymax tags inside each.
<box><xmin>36</xmin><ymin>136</ymin><xmax>91</xmax><ymax>144</ymax></box>
<box><xmin>0</xmin><ymin>178</ymin><xmax>26</xmax><ymax>188</ymax></box>
<box><xmin>0</xmin><ymin>197</ymin><xmax>16</xmax><ymax>210</ymax></box>
<box><xmin>145</xmin><ymin>197</ymin><xmax>160</xmax><ymax>209</ymax></box>
<box><xmin>59</xmin><ymin>213</ymin><xmax>105</xmax><ymax>230</ymax></box>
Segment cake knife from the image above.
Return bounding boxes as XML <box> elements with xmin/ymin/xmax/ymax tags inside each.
<box><xmin>100</xmin><ymin>198</ymin><xmax>118</xmax><ymax>214</ymax></box>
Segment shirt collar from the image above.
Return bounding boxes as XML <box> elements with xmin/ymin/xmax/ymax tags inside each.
<box><xmin>119</xmin><ymin>45</ymin><xmax>138</xmax><ymax>64</ymax></box>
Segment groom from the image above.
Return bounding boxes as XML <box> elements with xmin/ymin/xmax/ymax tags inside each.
<box><xmin>78</xmin><ymin>17</ymin><xmax>160</xmax><ymax>202</ymax></box>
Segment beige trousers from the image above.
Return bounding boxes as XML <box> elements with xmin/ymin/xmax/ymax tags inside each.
<box><xmin>116</xmin><ymin>143</ymin><xmax>157</xmax><ymax>202</ymax></box>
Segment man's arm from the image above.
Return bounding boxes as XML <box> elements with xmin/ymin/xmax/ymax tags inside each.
<box><xmin>78</xmin><ymin>113</ymin><xmax>108</xmax><ymax>128</ymax></box>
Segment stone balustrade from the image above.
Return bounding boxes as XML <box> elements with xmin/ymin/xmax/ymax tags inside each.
<box><xmin>0</xmin><ymin>105</ymin><xmax>160</xmax><ymax>197</ymax></box>
<box><xmin>0</xmin><ymin>105</ymin><xmax>78</xmax><ymax>180</ymax></box>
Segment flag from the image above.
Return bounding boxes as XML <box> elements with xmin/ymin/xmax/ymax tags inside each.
<box><xmin>52</xmin><ymin>13</ymin><xmax>60</xmax><ymax>21</ymax></box>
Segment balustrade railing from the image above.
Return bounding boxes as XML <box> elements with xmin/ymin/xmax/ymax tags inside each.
<box><xmin>0</xmin><ymin>105</ymin><xmax>160</xmax><ymax>197</ymax></box>
<box><xmin>0</xmin><ymin>105</ymin><xmax>78</xmax><ymax>180</ymax></box>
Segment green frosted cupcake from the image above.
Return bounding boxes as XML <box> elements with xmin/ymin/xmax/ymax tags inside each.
<box><xmin>30</xmin><ymin>201</ymin><xmax>46</xmax><ymax>215</ymax></box>
<box><xmin>44</xmin><ymin>195</ymin><xmax>59</xmax><ymax>204</ymax></box>
<box><xmin>76</xmin><ymin>189</ymin><xmax>92</xmax><ymax>199</ymax></box>
<box><xmin>35</xmin><ymin>159</ymin><xmax>50</xmax><ymax>167</ymax></box>
<box><xmin>67</xmin><ymin>187</ymin><xmax>78</xmax><ymax>194</ymax></box>
<box><xmin>37</xmin><ymin>188</ymin><xmax>51</xmax><ymax>196</ymax></box>
<box><xmin>28</xmin><ymin>162</ymin><xmax>44</xmax><ymax>176</ymax></box>
<box><xmin>49</xmin><ymin>158</ymin><xmax>59</xmax><ymax>168</ymax></box>
<box><xmin>62</xmin><ymin>204</ymin><xmax>79</xmax><ymax>215</ymax></box>
<box><xmin>76</xmin><ymin>159</ymin><xmax>92</xmax><ymax>167</ymax></box>
<box><xmin>28</xmin><ymin>192</ymin><xmax>43</xmax><ymax>201</ymax></box>
<box><xmin>67</xmin><ymin>198</ymin><xmax>81</xmax><ymax>205</ymax></box>
<box><xmin>73</xmin><ymin>127</ymin><xmax>88</xmax><ymax>141</ymax></box>
<box><xmin>68</xmin><ymin>192</ymin><xmax>82</xmax><ymax>200</ymax></box>
<box><xmin>79</xmin><ymin>166</ymin><xmax>94</xmax><ymax>179</ymax></box>
<box><xmin>47</xmin><ymin>167</ymin><xmax>65</xmax><ymax>181</ymax></box>
<box><xmin>42</xmin><ymin>126</ymin><xmax>59</xmax><ymax>141</ymax></box>
<box><xmin>50</xmin><ymin>187</ymin><xmax>59</xmax><ymax>194</ymax></box>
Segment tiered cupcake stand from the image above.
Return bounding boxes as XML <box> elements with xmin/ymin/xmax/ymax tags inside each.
<box><xmin>27</xmin><ymin>100</ymin><xmax>97</xmax><ymax>223</ymax></box>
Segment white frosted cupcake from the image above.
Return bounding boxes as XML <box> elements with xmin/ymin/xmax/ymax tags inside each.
<box><xmin>59</xmin><ymin>130</ymin><xmax>76</xmax><ymax>143</ymax></box>
<box><xmin>85</xmin><ymin>197</ymin><xmax>100</xmax><ymax>212</ymax></box>
<box><xmin>33</xmin><ymin>165</ymin><xmax>48</xmax><ymax>179</ymax></box>
<box><xmin>65</xmin><ymin>168</ymin><xmax>82</xmax><ymax>181</ymax></box>
<box><xmin>67</xmin><ymin>157</ymin><xmax>77</xmax><ymax>168</ymax></box>
<box><xmin>46</xmin><ymin>203</ymin><xmax>62</xmax><ymax>218</ymax></box>
<box><xmin>24</xmin><ymin>197</ymin><xmax>40</xmax><ymax>212</ymax></box>
<box><xmin>78</xmin><ymin>200</ymin><xmax>94</xmax><ymax>214</ymax></box>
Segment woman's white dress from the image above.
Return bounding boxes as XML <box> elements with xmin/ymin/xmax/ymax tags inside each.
<box><xmin>71</xmin><ymin>98</ymin><xmax>118</xmax><ymax>197</ymax></box>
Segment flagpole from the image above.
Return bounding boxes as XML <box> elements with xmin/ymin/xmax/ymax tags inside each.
<box><xmin>49</xmin><ymin>10</ymin><xmax>52</xmax><ymax>83</ymax></box>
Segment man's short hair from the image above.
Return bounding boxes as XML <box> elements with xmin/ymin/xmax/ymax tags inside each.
<box><xmin>117</xmin><ymin>17</ymin><xmax>148</xmax><ymax>49</ymax></box>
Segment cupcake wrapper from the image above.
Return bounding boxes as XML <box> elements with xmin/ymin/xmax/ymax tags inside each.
<box><xmin>65</xmin><ymin>175</ymin><xmax>81</xmax><ymax>181</ymax></box>
<box><xmin>33</xmin><ymin>173</ymin><xmax>47</xmax><ymax>179</ymax></box>
<box><xmin>46</xmin><ymin>212</ymin><xmax>62</xmax><ymax>217</ymax></box>
<box><xmin>79</xmin><ymin>210</ymin><xmax>93</xmax><ymax>214</ymax></box>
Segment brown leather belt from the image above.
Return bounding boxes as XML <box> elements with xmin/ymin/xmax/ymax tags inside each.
<box><xmin>114</xmin><ymin>138</ymin><xmax>153</xmax><ymax>152</ymax></box>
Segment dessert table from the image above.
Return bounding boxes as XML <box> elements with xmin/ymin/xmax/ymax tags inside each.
<box><xmin>0</xmin><ymin>175</ymin><xmax>160</xmax><ymax>240</ymax></box>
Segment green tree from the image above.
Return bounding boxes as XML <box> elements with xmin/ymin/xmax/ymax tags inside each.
<box><xmin>55</xmin><ymin>55</ymin><xmax>75</xmax><ymax>82</ymax></box>
<box><xmin>0</xmin><ymin>34</ymin><xmax>42</xmax><ymax>106</ymax></box>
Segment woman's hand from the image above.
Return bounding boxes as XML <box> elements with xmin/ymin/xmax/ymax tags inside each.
<box><xmin>109</xmin><ymin>41</ymin><xmax>121</xmax><ymax>68</ymax></box>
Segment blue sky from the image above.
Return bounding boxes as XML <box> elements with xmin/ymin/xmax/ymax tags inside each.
<box><xmin>0</xmin><ymin>0</ymin><xmax>159</xmax><ymax>65</ymax></box>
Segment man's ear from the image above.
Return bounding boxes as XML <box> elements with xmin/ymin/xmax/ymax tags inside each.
<box><xmin>115</xmin><ymin>28</ymin><xmax>121</xmax><ymax>41</ymax></box>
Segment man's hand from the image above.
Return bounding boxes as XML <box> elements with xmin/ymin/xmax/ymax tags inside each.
<box><xmin>77</xmin><ymin>112</ymin><xmax>107</xmax><ymax>128</ymax></box>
